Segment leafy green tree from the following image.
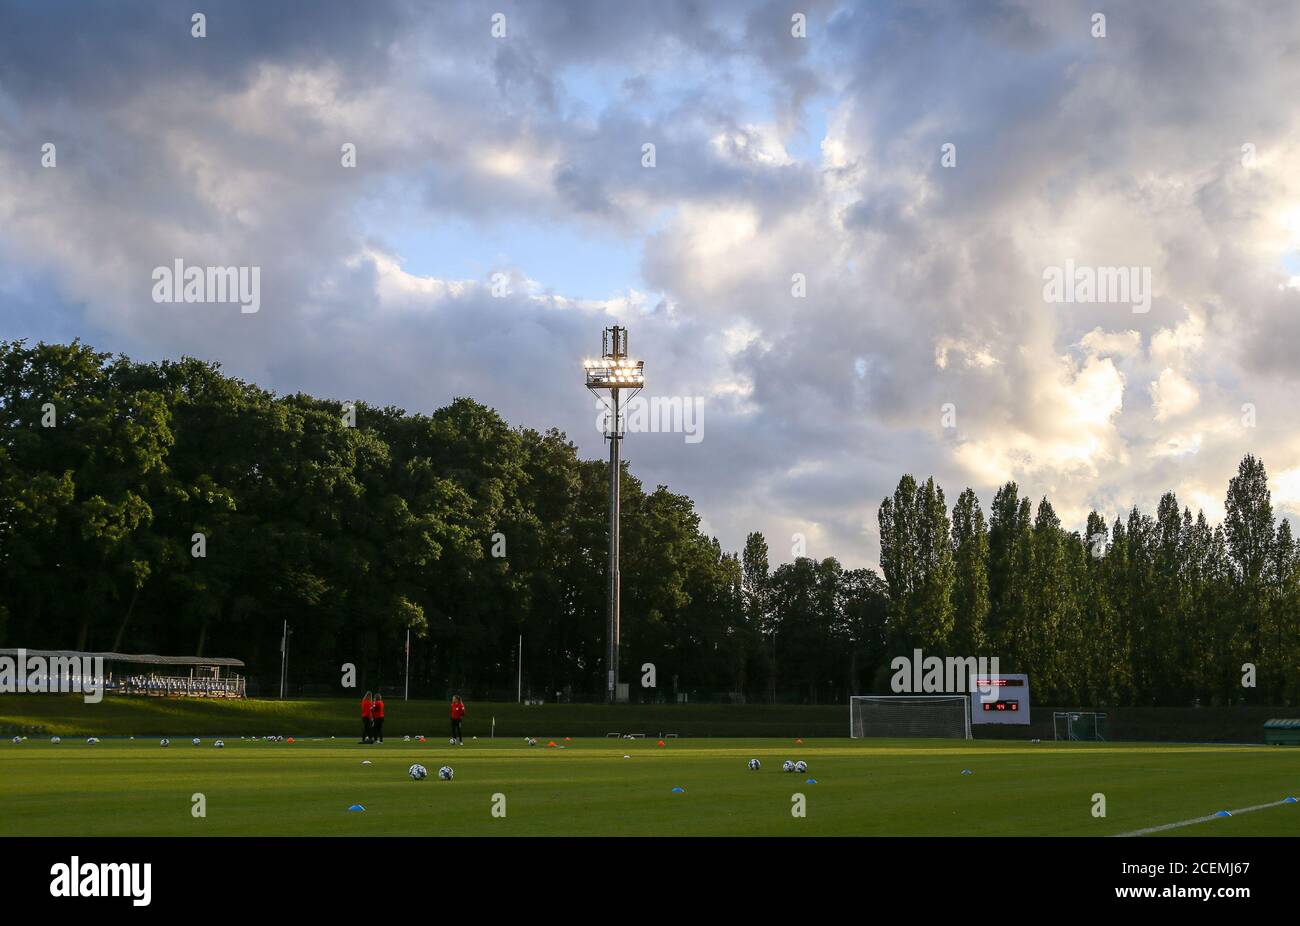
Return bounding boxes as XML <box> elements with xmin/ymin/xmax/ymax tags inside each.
<box><xmin>951</xmin><ymin>487</ymin><xmax>989</xmax><ymax>655</ymax></box>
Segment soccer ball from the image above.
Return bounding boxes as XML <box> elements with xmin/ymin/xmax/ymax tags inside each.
<box><xmin>192</xmin><ymin>737</ymin><xmax>201</xmax><ymax>746</ymax></box>
<box><xmin>214</xmin><ymin>740</ymin><xmax>225</xmax><ymax>748</ymax></box>
<box><xmin>87</xmin><ymin>737</ymin><xmax>99</xmax><ymax>745</ymax></box>
<box><xmin>403</xmin><ymin>735</ymin><xmax>411</xmax><ymax>742</ymax></box>
<box><xmin>748</xmin><ymin>758</ymin><xmax>761</xmax><ymax>770</ymax></box>
<box><xmin>10</xmin><ymin>736</ymin><xmax>19</xmax><ymax>745</ymax></box>
<box><xmin>449</xmin><ymin>738</ymin><xmax>457</xmax><ymax>745</ymax></box>
<box><xmin>408</xmin><ymin>763</ymin><xmax>428</xmax><ymax>780</ymax></box>
<box><xmin>160</xmin><ymin>738</ymin><xmax>170</xmax><ymax>747</ymax></box>
<box><xmin>794</xmin><ymin>760</ymin><xmax>808</xmax><ymax>773</ymax></box>
<box><xmin>438</xmin><ymin>765</ymin><xmax>454</xmax><ymax>781</ymax></box>
<box><xmin>782</xmin><ymin>760</ymin><xmax>795</xmax><ymax>772</ymax></box>
<box><xmin>51</xmin><ymin>736</ymin><xmax>61</xmax><ymax>744</ymax></box>
<box><xmin>526</xmin><ymin>737</ymin><xmax>537</xmax><ymax>746</ymax></box>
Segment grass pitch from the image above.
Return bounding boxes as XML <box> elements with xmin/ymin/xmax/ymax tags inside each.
<box><xmin>2</xmin><ymin>735</ymin><xmax>1298</xmax><ymax>836</ymax></box>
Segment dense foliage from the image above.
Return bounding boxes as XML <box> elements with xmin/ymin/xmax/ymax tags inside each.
<box><xmin>1</xmin><ymin>341</ymin><xmax>1296</xmax><ymax>705</ymax></box>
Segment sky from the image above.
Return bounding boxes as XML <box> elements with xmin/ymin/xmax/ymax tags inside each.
<box><xmin>2</xmin><ymin>0</ymin><xmax>1300</xmax><ymax>569</ymax></box>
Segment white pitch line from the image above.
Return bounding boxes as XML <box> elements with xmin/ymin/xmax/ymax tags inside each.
<box><xmin>1115</xmin><ymin>798</ymin><xmax>1296</xmax><ymax>837</ymax></box>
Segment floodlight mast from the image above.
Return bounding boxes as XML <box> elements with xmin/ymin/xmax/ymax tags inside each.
<box><xmin>583</xmin><ymin>326</ymin><xmax>644</xmax><ymax>703</ymax></box>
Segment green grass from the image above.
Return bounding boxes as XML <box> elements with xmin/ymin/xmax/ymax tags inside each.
<box><xmin>2</xmin><ymin>735</ymin><xmax>1298</xmax><ymax>836</ymax></box>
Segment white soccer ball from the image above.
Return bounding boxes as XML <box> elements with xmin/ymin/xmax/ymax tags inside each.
<box><xmin>782</xmin><ymin>760</ymin><xmax>795</xmax><ymax>772</ymax></box>
<box><xmin>51</xmin><ymin>736</ymin><xmax>61</xmax><ymax>744</ymax></box>
<box><xmin>214</xmin><ymin>740</ymin><xmax>225</xmax><ymax>748</ymax></box>
<box><xmin>403</xmin><ymin>735</ymin><xmax>411</xmax><ymax>742</ymax></box>
<box><xmin>438</xmin><ymin>765</ymin><xmax>454</xmax><ymax>781</ymax></box>
<box><xmin>160</xmin><ymin>738</ymin><xmax>170</xmax><ymax>747</ymax></box>
<box><xmin>408</xmin><ymin>763</ymin><xmax>428</xmax><ymax>780</ymax></box>
<box><xmin>10</xmin><ymin>736</ymin><xmax>19</xmax><ymax>745</ymax></box>
<box><xmin>794</xmin><ymin>760</ymin><xmax>808</xmax><ymax>773</ymax></box>
<box><xmin>748</xmin><ymin>758</ymin><xmax>761</xmax><ymax>770</ymax></box>
<box><xmin>449</xmin><ymin>738</ymin><xmax>457</xmax><ymax>745</ymax></box>
<box><xmin>192</xmin><ymin>737</ymin><xmax>201</xmax><ymax>745</ymax></box>
<box><xmin>526</xmin><ymin>737</ymin><xmax>537</xmax><ymax>746</ymax></box>
<box><xmin>87</xmin><ymin>737</ymin><xmax>99</xmax><ymax>745</ymax></box>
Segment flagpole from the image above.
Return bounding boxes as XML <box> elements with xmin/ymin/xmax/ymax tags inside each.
<box><xmin>404</xmin><ymin>628</ymin><xmax>411</xmax><ymax>701</ymax></box>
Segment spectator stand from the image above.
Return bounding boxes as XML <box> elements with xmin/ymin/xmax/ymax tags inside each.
<box><xmin>0</xmin><ymin>649</ymin><xmax>246</xmax><ymax>699</ymax></box>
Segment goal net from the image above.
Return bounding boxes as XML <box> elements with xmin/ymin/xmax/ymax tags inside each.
<box><xmin>850</xmin><ymin>695</ymin><xmax>972</xmax><ymax>739</ymax></box>
<box><xmin>1053</xmin><ymin>711</ymin><xmax>1108</xmax><ymax>741</ymax></box>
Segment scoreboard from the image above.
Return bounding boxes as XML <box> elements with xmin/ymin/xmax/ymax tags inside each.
<box><xmin>970</xmin><ymin>673</ymin><xmax>1030</xmax><ymax>725</ymax></box>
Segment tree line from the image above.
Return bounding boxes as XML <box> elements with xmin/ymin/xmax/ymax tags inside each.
<box><xmin>870</xmin><ymin>459</ymin><xmax>1300</xmax><ymax>706</ymax></box>
<box><xmin>1</xmin><ymin>340</ymin><xmax>1296</xmax><ymax>705</ymax></box>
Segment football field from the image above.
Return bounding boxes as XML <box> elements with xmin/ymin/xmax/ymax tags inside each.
<box><xmin>2</xmin><ymin>736</ymin><xmax>1298</xmax><ymax>836</ymax></box>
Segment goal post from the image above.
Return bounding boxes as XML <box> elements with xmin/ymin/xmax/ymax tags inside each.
<box><xmin>1053</xmin><ymin>711</ymin><xmax>1108</xmax><ymax>741</ymax></box>
<box><xmin>850</xmin><ymin>695</ymin><xmax>972</xmax><ymax>739</ymax></box>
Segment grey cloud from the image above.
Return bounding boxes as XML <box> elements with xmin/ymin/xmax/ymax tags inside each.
<box><xmin>3</xmin><ymin>0</ymin><xmax>1300</xmax><ymax>570</ymax></box>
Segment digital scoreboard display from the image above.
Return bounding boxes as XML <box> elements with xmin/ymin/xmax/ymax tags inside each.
<box><xmin>970</xmin><ymin>673</ymin><xmax>1030</xmax><ymax>724</ymax></box>
<box><xmin>981</xmin><ymin>700</ymin><xmax>1019</xmax><ymax>712</ymax></box>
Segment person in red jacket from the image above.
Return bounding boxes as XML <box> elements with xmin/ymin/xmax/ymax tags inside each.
<box><xmin>372</xmin><ymin>692</ymin><xmax>386</xmax><ymax>743</ymax></box>
<box><xmin>360</xmin><ymin>691</ymin><xmax>373</xmax><ymax>744</ymax></box>
<box><xmin>450</xmin><ymin>695</ymin><xmax>466</xmax><ymax>745</ymax></box>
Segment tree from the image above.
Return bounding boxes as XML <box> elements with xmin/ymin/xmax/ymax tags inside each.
<box><xmin>1224</xmin><ymin>454</ymin><xmax>1275</xmax><ymax>699</ymax></box>
<box><xmin>951</xmin><ymin>488</ymin><xmax>989</xmax><ymax>655</ymax></box>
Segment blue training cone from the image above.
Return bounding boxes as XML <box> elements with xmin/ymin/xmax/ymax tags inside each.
<box><xmin>805</xmin><ymin>778</ymin><xmax>818</xmax><ymax>784</ymax></box>
<box><xmin>1284</xmin><ymin>797</ymin><xmax>1297</xmax><ymax>803</ymax></box>
<box><xmin>961</xmin><ymin>769</ymin><xmax>973</xmax><ymax>775</ymax></box>
<box><xmin>1214</xmin><ymin>810</ymin><xmax>1231</xmax><ymax>817</ymax></box>
<box><xmin>348</xmin><ymin>804</ymin><xmax>366</xmax><ymax>812</ymax></box>
<box><xmin>671</xmin><ymin>787</ymin><xmax>685</xmax><ymax>793</ymax></box>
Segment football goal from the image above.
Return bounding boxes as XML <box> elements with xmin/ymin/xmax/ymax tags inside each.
<box><xmin>1053</xmin><ymin>711</ymin><xmax>1108</xmax><ymax>741</ymax></box>
<box><xmin>850</xmin><ymin>695</ymin><xmax>972</xmax><ymax>739</ymax></box>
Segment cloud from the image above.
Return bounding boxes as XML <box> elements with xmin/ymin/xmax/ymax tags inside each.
<box><xmin>3</xmin><ymin>0</ymin><xmax>1300</xmax><ymax>567</ymax></box>
<box><xmin>1150</xmin><ymin>368</ymin><xmax>1200</xmax><ymax>422</ymax></box>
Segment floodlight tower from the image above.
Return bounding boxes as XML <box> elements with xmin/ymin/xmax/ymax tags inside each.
<box><xmin>584</xmin><ymin>326</ymin><xmax>644</xmax><ymax>703</ymax></box>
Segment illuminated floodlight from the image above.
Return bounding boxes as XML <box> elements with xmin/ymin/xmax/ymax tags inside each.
<box><xmin>581</xmin><ymin>325</ymin><xmax>644</xmax><ymax>704</ymax></box>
